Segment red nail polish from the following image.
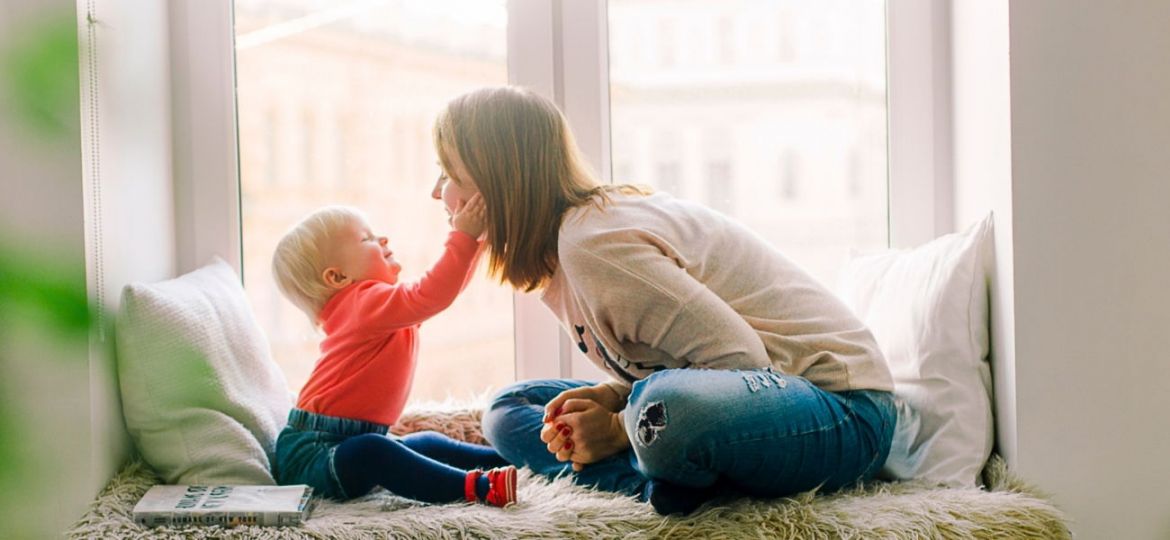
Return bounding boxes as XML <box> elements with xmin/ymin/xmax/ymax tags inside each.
<box><xmin>564</xmin><ymin>441</ymin><xmax>573</xmax><ymax>450</ymax></box>
<box><xmin>555</xmin><ymin>423</ymin><xmax>565</xmax><ymax>431</ymax></box>
<box><xmin>553</xmin><ymin>407</ymin><xmax>562</xmax><ymax>418</ymax></box>
<box><xmin>562</xmin><ymin>427</ymin><xmax>572</xmax><ymax>436</ymax></box>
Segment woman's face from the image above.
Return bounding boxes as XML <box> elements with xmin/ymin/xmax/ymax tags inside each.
<box><xmin>431</xmin><ymin>149</ymin><xmax>480</xmax><ymax>219</ymax></box>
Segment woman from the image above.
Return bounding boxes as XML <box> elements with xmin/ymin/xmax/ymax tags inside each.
<box><xmin>429</xmin><ymin>86</ymin><xmax>896</xmax><ymax>515</ymax></box>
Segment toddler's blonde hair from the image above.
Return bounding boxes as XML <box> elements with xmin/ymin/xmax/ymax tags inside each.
<box><xmin>272</xmin><ymin>205</ymin><xmax>366</xmax><ymax>325</ymax></box>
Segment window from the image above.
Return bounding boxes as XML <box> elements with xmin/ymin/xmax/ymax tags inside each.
<box><xmin>780</xmin><ymin>149</ymin><xmax>801</xmax><ymax>201</ymax></box>
<box><xmin>655</xmin><ymin>161</ymin><xmax>682</xmax><ymax>197</ymax></box>
<box><xmin>657</xmin><ymin>19</ymin><xmax>677</xmax><ymax>68</ymax></box>
<box><xmin>608</xmin><ymin>0</ymin><xmax>889</xmax><ymax>286</ymax></box>
<box><xmin>717</xmin><ymin>17</ymin><xmax>735</xmax><ymax>65</ymax></box>
<box><xmin>646</xmin><ymin>127</ymin><xmax>679</xmax><ymax>195</ymax></box>
<box><xmin>234</xmin><ymin>0</ymin><xmax>514</xmax><ymax>401</ymax></box>
<box><xmin>178</xmin><ymin>0</ymin><xmax>936</xmax><ymax>385</ymax></box>
<box><xmin>706</xmin><ymin>160</ymin><xmax>733</xmax><ymax>214</ymax></box>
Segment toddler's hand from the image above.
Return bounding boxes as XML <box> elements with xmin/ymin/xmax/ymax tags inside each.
<box><xmin>451</xmin><ymin>193</ymin><xmax>486</xmax><ymax>239</ymax></box>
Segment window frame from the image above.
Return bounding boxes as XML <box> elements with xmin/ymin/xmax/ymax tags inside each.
<box><xmin>886</xmin><ymin>0</ymin><xmax>955</xmax><ymax>248</ymax></box>
<box><xmin>170</xmin><ymin>0</ymin><xmax>243</xmax><ymax>276</ymax></box>
<box><xmin>172</xmin><ymin>0</ymin><xmax>951</xmax><ymax>382</ymax></box>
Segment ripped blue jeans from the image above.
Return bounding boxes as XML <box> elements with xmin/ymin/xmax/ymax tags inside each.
<box><xmin>482</xmin><ymin>368</ymin><xmax>896</xmax><ymax>500</ymax></box>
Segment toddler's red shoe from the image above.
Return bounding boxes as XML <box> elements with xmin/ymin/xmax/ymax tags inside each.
<box><xmin>465</xmin><ymin>466</ymin><xmax>518</xmax><ymax>508</ymax></box>
<box><xmin>484</xmin><ymin>466</ymin><xmax>518</xmax><ymax>508</ymax></box>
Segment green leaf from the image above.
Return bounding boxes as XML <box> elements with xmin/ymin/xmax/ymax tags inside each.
<box><xmin>0</xmin><ymin>15</ymin><xmax>80</xmax><ymax>139</ymax></box>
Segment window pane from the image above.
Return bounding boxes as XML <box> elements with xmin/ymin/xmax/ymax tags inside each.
<box><xmin>234</xmin><ymin>0</ymin><xmax>513</xmax><ymax>402</ymax></box>
<box><xmin>609</xmin><ymin>0</ymin><xmax>889</xmax><ymax>286</ymax></box>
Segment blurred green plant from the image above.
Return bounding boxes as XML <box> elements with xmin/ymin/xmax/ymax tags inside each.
<box><xmin>1</xmin><ymin>11</ymin><xmax>92</xmax><ymax>538</ymax></box>
<box><xmin>0</xmin><ymin>14</ymin><xmax>80</xmax><ymax>140</ymax></box>
<box><xmin>0</xmin><ymin>239</ymin><xmax>94</xmax><ymax>485</ymax></box>
<box><xmin>0</xmin><ymin>243</ymin><xmax>92</xmax><ymax>336</ymax></box>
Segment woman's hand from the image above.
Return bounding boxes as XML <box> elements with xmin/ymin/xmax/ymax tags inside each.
<box><xmin>450</xmin><ymin>193</ymin><xmax>486</xmax><ymax>239</ymax></box>
<box><xmin>541</xmin><ymin>398</ymin><xmax>631</xmax><ymax>471</ymax></box>
<box><xmin>543</xmin><ymin>383</ymin><xmax>626</xmax><ymax>421</ymax></box>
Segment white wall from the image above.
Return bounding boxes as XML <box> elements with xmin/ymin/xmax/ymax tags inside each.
<box><xmin>955</xmin><ymin>1</ymin><xmax>1170</xmax><ymax>538</ymax></box>
<box><xmin>0</xmin><ymin>0</ymin><xmax>177</xmax><ymax>536</ymax></box>
<box><xmin>1009</xmin><ymin>3</ymin><xmax>1170</xmax><ymax>538</ymax></box>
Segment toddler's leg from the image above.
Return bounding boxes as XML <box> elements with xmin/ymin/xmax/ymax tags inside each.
<box><xmin>334</xmin><ymin>433</ymin><xmax>516</xmax><ymax>506</ymax></box>
<box><xmin>399</xmin><ymin>431</ymin><xmax>509</xmax><ymax>470</ymax></box>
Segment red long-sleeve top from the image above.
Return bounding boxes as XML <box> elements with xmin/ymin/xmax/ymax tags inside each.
<box><xmin>296</xmin><ymin>231</ymin><xmax>480</xmax><ymax>426</ymax></box>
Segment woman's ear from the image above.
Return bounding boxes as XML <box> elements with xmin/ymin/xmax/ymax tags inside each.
<box><xmin>322</xmin><ymin>267</ymin><xmax>351</xmax><ymax>289</ymax></box>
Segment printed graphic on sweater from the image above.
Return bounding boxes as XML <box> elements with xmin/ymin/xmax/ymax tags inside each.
<box><xmin>570</xmin><ymin>322</ymin><xmax>667</xmax><ymax>384</ymax></box>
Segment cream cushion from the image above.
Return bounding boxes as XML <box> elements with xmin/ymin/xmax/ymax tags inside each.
<box><xmin>838</xmin><ymin>214</ymin><xmax>995</xmax><ymax>487</ymax></box>
<box><xmin>116</xmin><ymin>257</ymin><xmax>292</xmax><ymax>485</ymax></box>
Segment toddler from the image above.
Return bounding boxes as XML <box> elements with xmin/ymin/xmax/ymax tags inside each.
<box><xmin>270</xmin><ymin>196</ymin><xmax>516</xmax><ymax>507</ymax></box>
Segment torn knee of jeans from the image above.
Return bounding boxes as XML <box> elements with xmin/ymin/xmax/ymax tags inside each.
<box><xmin>742</xmin><ymin>369</ymin><xmax>788</xmax><ymax>393</ymax></box>
<box><xmin>635</xmin><ymin>401</ymin><xmax>667</xmax><ymax>447</ymax></box>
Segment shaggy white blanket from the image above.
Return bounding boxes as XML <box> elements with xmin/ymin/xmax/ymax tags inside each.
<box><xmin>69</xmin><ymin>406</ymin><xmax>1070</xmax><ymax>539</ymax></box>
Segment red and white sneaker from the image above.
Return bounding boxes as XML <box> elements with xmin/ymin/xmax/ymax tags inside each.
<box><xmin>465</xmin><ymin>466</ymin><xmax>518</xmax><ymax>508</ymax></box>
<box><xmin>484</xmin><ymin>466</ymin><xmax>518</xmax><ymax>508</ymax></box>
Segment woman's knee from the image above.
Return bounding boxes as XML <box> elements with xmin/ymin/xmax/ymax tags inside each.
<box><xmin>624</xmin><ymin>371</ymin><xmax>710</xmax><ymax>443</ymax></box>
<box><xmin>487</xmin><ymin>379</ymin><xmax>541</xmax><ymax>407</ymax></box>
<box><xmin>483</xmin><ymin>379</ymin><xmax>595</xmax><ymax>440</ymax></box>
<box><xmin>482</xmin><ymin>379</ymin><xmax>552</xmax><ymax>446</ymax></box>
<box><xmin>623</xmin><ymin>372</ymin><xmax>713</xmax><ymax>477</ymax></box>
<box><xmin>483</xmin><ymin>381</ymin><xmax>533</xmax><ymax>431</ymax></box>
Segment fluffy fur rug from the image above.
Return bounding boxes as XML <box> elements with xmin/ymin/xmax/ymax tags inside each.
<box><xmin>69</xmin><ymin>405</ymin><xmax>1071</xmax><ymax>539</ymax></box>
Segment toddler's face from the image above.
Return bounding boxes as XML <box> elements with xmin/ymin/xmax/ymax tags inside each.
<box><xmin>326</xmin><ymin>218</ymin><xmax>401</xmax><ymax>286</ymax></box>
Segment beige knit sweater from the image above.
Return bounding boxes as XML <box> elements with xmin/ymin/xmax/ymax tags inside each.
<box><xmin>540</xmin><ymin>191</ymin><xmax>893</xmax><ymax>398</ymax></box>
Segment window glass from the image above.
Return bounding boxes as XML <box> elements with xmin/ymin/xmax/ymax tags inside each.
<box><xmin>609</xmin><ymin>0</ymin><xmax>888</xmax><ymax>285</ymax></box>
<box><xmin>234</xmin><ymin>0</ymin><xmax>513</xmax><ymax>402</ymax></box>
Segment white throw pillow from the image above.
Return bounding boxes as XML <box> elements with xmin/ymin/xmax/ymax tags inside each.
<box><xmin>837</xmin><ymin>214</ymin><xmax>994</xmax><ymax>488</ymax></box>
<box><xmin>116</xmin><ymin>258</ymin><xmax>292</xmax><ymax>485</ymax></box>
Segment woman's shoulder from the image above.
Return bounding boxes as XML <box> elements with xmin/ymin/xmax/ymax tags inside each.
<box><xmin>562</xmin><ymin>190</ymin><xmax>679</xmax><ymax>229</ymax></box>
<box><xmin>568</xmin><ymin>190</ymin><xmax>737</xmax><ymax>246</ymax></box>
<box><xmin>559</xmin><ymin>191</ymin><xmax>733</xmax><ymax>266</ymax></box>
<box><xmin>560</xmin><ymin>192</ymin><xmax>648</xmax><ymax>245</ymax></box>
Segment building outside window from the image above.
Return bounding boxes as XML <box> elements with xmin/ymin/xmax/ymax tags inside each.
<box><xmin>609</xmin><ymin>0</ymin><xmax>887</xmax><ymax>285</ymax></box>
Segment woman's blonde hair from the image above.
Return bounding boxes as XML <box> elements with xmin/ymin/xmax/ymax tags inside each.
<box><xmin>433</xmin><ymin>86</ymin><xmax>648</xmax><ymax>292</ymax></box>
<box><xmin>271</xmin><ymin>205</ymin><xmax>365</xmax><ymax>325</ymax></box>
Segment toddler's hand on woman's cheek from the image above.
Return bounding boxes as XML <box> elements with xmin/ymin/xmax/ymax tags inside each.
<box><xmin>451</xmin><ymin>194</ymin><xmax>487</xmax><ymax>239</ymax></box>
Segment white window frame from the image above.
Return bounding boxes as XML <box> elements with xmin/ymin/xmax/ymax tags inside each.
<box><xmin>508</xmin><ymin>0</ymin><xmax>611</xmax><ymax>382</ymax></box>
<box><xmin>169</xmin><ymin>0</ymin><xmax>242</xmax><ymax>276</ymax></box>
<box><xmin>171</xmin><ymin>0</ymin><xmax>952</xmax><ymax>382</ymax></box>
<box><xmin>886</xmin><ymin>0</ymin><xmax>954</xmax><ymax>249</ymax></box>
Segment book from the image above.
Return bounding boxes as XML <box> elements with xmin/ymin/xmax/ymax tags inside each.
<box><xmin>132</xmin><ymin>484</ymin><xmax>315</xmax><ymax>528</ymax></box>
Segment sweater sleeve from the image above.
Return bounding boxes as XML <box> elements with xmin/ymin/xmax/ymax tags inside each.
<box><xmin>349</xmin><ymin>230</ymin><xmax>480</xmax><ymax>332</ymax></box>
<box><xmin>561</xmin><ymin>230</ymin><xmax>770</xmax><ymax>372</ymax></box>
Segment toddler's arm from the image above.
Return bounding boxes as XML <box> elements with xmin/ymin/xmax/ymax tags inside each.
<box><xmin>354</xmin><ymin>196</ymin><xmax>486</xmax><ymax>329</ymax></box>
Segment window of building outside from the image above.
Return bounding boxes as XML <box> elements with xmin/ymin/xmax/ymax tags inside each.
<box><xmin>234</xmin><ymin>0</ymin><xmax>514</xmax><ymax>403</ymax></box>
<box><xmin>609</xmin><ymin>0</ymin><xmax>889</xmax><ymax>286</ymax></box>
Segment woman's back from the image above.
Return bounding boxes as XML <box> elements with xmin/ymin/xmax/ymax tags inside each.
<box><xmin>550</xmin><ymin>191</ymin><xmax>893</xmax><ymax>393</ymax></box>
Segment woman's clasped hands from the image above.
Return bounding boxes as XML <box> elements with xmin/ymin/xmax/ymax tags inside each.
<box><xmin>540</xmin><ymin>383</ymin><xmax>632</xmax><ymax>472</ymax></box>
